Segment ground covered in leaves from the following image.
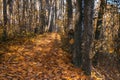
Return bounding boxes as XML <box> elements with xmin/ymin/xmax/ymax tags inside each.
<box><xmin>0</xmin><ymin>33</ymin><xmax>91</xmax><ymax>80</ymax></box>
<box><xmin>0</xmin><ymin>33</ymin><xmax>119</xmax><ymax>80</ymax></box>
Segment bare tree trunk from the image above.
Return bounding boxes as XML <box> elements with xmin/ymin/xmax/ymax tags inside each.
<box><xmin>95</xmin><ymin>0</ymin><xmax>106</xmax><ymax>40</ymax></box>
<box><xmin>66</xmin><ymin>0</ymin><xmax>73</xmax><ymax>31</ymax></box>
<box><xmin>73</xmin><ymin>0</ymin><xmax>94</xmax><ymax>76</ymax></box>
<box><xmin>53</xmin><ymin>0</ymin><xmax>57</xmax><ymax>32</ymax></box>
<box><xmin>72</xmin><ymin>0</ymin><xmax>83</xmax><ymax>67</ymax></box>
<box><xmin>47</xmin><ymin>0</ymin><xmax>54</xmax><ymax>32</ymax></box>
<box><xmin>2</xmin><ymin>0</ymin><xmax>7</xmax><ymax>40</ymax></box>
<box><xmin>82</xmin><ymin>0</ymin><xmax>94</xmax><ymax>75</ymax></box>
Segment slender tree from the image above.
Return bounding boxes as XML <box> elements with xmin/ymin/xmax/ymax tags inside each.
<box><xmin>66</xmin><ymin>0</ymin><xmax>73</xmax><ymax>31</ymax></box>
<box><xmin>95</xmin><ymin>0</ymin><xmax>106</xmax><ymax>39</ymax></box>
<box><xmin>72</xmin><ymin>0</ymin><xmax>83</xmax><ymax>67</ymax></box>
<box><xmin>2</xmin><ymin>0</ymin><xmax>7</xmax><ymax>40</ymax></box>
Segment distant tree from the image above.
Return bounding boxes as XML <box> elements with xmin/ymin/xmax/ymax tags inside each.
<box><xmin>95</xmin><ymin>0</ymin><xmax>106</xmax><ymax>40</ymax></box>
<box><xmin>7</xmin><ymin>0</ymin><xmax>13</xmax><ymax>15</ymax></box>
<box><xmin>2</xmin><ymin>0</ymin><xmax>7</xmax><ymax>41</ymax></box>
<box><xmin>66</xmin><ymin>0</ymin><xmax>73</xmax><ymax>32</ymax></box>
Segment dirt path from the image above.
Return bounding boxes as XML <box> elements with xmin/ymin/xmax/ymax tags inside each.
<box><xmin>0</xmin><ymin>33</ymin><xmax>88</xmax><ymax>80</ymax></box>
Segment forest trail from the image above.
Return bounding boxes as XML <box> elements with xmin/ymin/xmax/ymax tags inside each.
<box><xmin>0</xmin><ymin>33</ymin><xmax>90</xmax><ymax>80</ymax></box>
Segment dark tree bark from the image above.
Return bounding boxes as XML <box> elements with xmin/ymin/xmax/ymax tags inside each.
<box><xmin>2</xmin><ymin>0</ymin><xmax>7</xmax><ymax>40</ymax></box>
<box><xmin>40</xmin><ymin>0</ymin><xmax>46</xmax><ymax>33</ymax></box>
<box><xmin>66</xmin><ymin>0</ymin><xmax>73</xmax><ymax>31</ymax></box>
<box><xmin>73</xmin><ymin>0</ymin><xmax>94</xmax><ymax>75</ymax></box>
<box><xmin>95</xmin><ymin>0</ymin><xmax>106</xmax><ymax>39</ymax></box>
<box><xmin>72</xmin><ymin>0</ymin><xmax>83</xmax><ymax>67</ymax></box>
<box><xmin>82</xmin><ymin>0</ymin><xmax>94</xmax><ymax>75</ymax></box>
<box><xmin>117</xmin><ymin>12</ymin><xmax>120</xmax><ymax>67</ymax></box>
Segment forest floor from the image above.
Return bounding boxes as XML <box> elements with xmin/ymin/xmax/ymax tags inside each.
<box><xmin>0</xmin><ymin>33</ymin><xmax>119</xmax><ymax>80</ymax></box>
<box><xmin>0</xmin><ymin>33</ymin><xmax>91</xmax><ymax>80</ymax></box>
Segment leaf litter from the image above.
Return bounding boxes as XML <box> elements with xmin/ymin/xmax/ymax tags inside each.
<box><xmin>0</xmin><ymin>33</ymin><xmax>99</xmax><ymax>80</ymax></box>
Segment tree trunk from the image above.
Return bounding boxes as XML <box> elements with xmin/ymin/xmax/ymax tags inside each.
<box><xmin>95</xmin><ymin>0</ymin><xmax>106</xmax><ymax>40</ymax></box>
<box><xmin>2</xmin><ymin>0</ymin><xmax>7</xmax><ymax>41</ymax></box>
<box><xmin>82</xmin><ymin>0</ymin><xmax>94</xmax><ymax>75</ymax></box>
<box><xmin>73</xmin><ymin>0</ymin><xmax>94</xmax><ymax>76</ymax></box>
<box><xmin>66</xmin><ymin>0</ymin><xmax>73</xmax><ymax>31</ymax></box>
<box><xmin>72</xmin><ymin>0</ymin><xmax>83</xmax><ymax>67</ymax></box>
<box><xmin>47</xmin><ymin>0</ymin><xmax>54</xmax><ymax>32</ymax></box>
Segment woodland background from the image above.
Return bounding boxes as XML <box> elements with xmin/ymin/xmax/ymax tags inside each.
<box><xmin>0</xmin><ymin>0</ymin><xmax>120</xmax><ymax>80</ymax></box>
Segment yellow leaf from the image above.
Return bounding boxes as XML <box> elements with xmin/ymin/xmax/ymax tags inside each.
<box><xmin>109</xmin><ymin>48</ymin><xmax>114</xmax><ymax>54</ymax></box>
<box><xmin>69</xmin><ymin>39</ymin><xmax>74</xmax><ymax>44</ymax></box>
